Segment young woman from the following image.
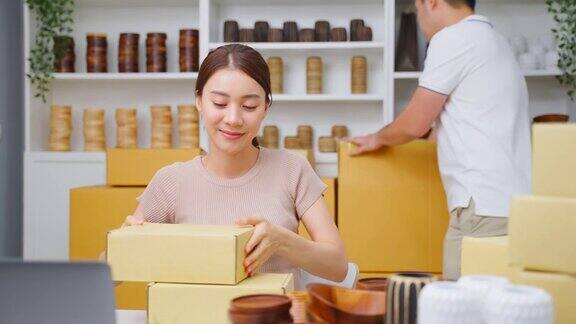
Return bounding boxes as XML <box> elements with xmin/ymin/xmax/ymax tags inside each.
<box><xmin>121</xmin><ymin>44</ymin><xmax>347</xmax><ymax>285</ymax></box>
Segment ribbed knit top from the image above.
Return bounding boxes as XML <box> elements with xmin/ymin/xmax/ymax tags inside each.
<box><xmin>136</xmin><ymin>147</ymin><xmax>327</xmax><ymax>284</ymax></box>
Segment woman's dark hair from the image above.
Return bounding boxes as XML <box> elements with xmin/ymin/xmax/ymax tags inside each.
<box><xmin>195</xmin><ymin>44</ymin><xmax>272</xmax><ymax>147</ymax></box>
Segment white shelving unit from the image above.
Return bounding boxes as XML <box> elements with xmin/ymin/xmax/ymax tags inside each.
<box><xmin>23</xmin><ymin>0</ymin><xmax>571</xmax><ymax>260</ymax></box>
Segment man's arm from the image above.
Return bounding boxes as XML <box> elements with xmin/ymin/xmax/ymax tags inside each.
<box><xmin>348</xmin><ymin>87</ymin><xmax>447</xmax><ymax>156</ymax></box>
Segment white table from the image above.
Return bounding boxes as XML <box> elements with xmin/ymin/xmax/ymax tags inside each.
<box><xmin>116</xmin><ymin>310</ymin><xmax>146</xmax><ymax>324</ymax></box>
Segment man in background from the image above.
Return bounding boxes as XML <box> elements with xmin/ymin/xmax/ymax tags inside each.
<box><xmin>348</xmin><ymin>0</ymin><xmax>531</xmax><ymax>280</ymax></box>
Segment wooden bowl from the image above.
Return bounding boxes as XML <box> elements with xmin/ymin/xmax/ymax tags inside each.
<box><xmin>356</xmin><ymin>278</ymin><xmax>388</xmax><ymax>292</ymax></box>
<box><xmin>307</xmin><ymin>283</ymin><xmax>386</xmax><ymax>324</ymax></box>
<box><xmin>533</xmin><ymin>114</ymin><xmax>569</xmax><ymax>123</ymax></box>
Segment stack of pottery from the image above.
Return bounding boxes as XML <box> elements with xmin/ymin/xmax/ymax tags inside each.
<box><xmin>116</xmin><ymin>108</ymin><xmax>138</xmax><ymax>148</ymax></box>
<box><xmin>315</xmin><ymin>20</ymin><xmax>330</xmax><ymax>42</ymax></box>
<box><xmin>267</xmin><ymin>57</ymin><xmax>283</xmax><ymax>94</ymax></box>
<box><xmin>284</xmin><ymin>136</ymin><xmax>301</xmax><ymax>149</ymax></box>
<box><xmin>177</xmin><ymin>105</ymin><xmax>199</xmax><ymax>148</ymax></box>
<box><xmin>83</xmin><ymin>108</ymin><xmax>106</xmax><ymax>151</ymax></box>
<box><xmin>53</xmin><ymin>36</ymin><xmax>75</xmax><ymax>72</ymax></box>
<box><xmin>179</xmin><ymin>29</ymin><xmax>199</xmax><ymax>72</ymax></box>
<box><xmin>118</xmin><ymin>33</ymin><xmax>139</xmax><ymax>73</ymax></box>
<box><xmin>351</xmin><ymin>56</ymin><xmax>367</xmax><ymax>94</ymax></box>
<box><xmin>151</xmin><ymin>105</ymin><xmax>172</xmax><ymax>148</ymax></box>
<box><xmin>229</xmin><ymin>295</ymin><xmax>293</xmax><ymax>324</ymax></box>
<box><xmin>306</xmin><ymin>57</ymin><xmax>323</xmax><ymax>94</ymax></box>
<box><xmin>49</xmin><ymin>105</ymin><xmax>72</xmax><ymax>151</ymax></box>
<box><xmin>146</xmin><ymin>33</ymin><xmax>167</xmax><ymax>72</ymax></box>
<box><xmin>262</xmin><ymin>125</ymin><xmax>279</xmax><ymax>149</ymax></box>
<box><xmin>387</xmin><ymin>272</ymin><xmax>437</xmax><ymax>324</ymax></box>
<box><xmin>86</xmin><ymin>33</ymin><xmax>108</xmax><ymax>72</ymax></box>
<box><xmin>224</xmin><ymin>20</ymin><xmax>239</xmax><ymax>42</ymax></box>
<box><xmin>297</xmin><ymin>125</ymin><xmax>313</xmax><ymax>149</ymax></box>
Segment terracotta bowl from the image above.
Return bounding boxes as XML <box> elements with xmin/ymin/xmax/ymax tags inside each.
<box><xmin>229</xmin><ymin>294</ymin><xmax>292</xmax><ymax>324</ymax></box>
<box><xmin>356</xmin><ymin>278</ymin><xmax>388</xmax><ymax>292</ymax></box>
<box><xmin>533</xmin><ymin>114</ymin><xmax>569</xmax><ymax>123</ymax></box>
<box><xmin>307</xmin><ymin>283</ymin><xmax>386</xmax><ymax>324</ymax></box>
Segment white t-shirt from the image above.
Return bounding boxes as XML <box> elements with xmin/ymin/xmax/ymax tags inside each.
<box><xmin>419</xmin><ymin>15</ymin><xmax>531</xmax><ymax>217</ymax></box>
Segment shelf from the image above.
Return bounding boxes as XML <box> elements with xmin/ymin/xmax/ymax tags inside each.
<box><xmin>522</xmin><ymin>69</ymin><xmax>562</xmax><ymax>77</ymax></box>
<box><xmin>393</xmin><ymin>72</ymin><xmax>422</xmax><ymax>79</ymax></box>
<box><xmin>394</xmin><ymin>69</ymin><xmax>562</xmax><ymax>80</ymax></box>
<box><xmin>28</xmin><ymin>151</ymin><xmax>106</xmax><ymax>163</ymax></box>
<box><xmin>53</xmin><ymin>72</ymin><xmax>198</xmax><ymax>81</ymax></box>
<box><xmin>74</xmin><ymin>0</ymin><xmax>198</xmax><ymax>7</ymax></box>
<box><xmin>272</xmin><ymin>94</ymin><xmax>384</xmax><ymax>102</ymax></box>
<box><xmin>209</xmin><ymin>42</ymin><xmax>384</xmax><ymax>53</ymax></box>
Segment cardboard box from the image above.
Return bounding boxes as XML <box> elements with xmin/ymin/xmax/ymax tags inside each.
<box><xmin>107</xmin><ymin>223</ymin><xmax>254</xmax><ymax>284</ymax></box>
<box><xmin>507</xmin><ymin>268</ymin><xmax>576</xmax><ymax>324</ymax></box>
<box><xmin>298</xmin><ymin>177</ymin><xmax>337</xmax><ymax>240</ymax></box>
<box><xmin>148</xmin><ymin>273</ymin><xmax>293</xmax><ymax>324</ymax></box>
<box><xmin>533</xmin><ymin>124</ymin><xmax>576</xmax><ymax>198</ymax></box>
<box><xmin>70</xmin><ymin>186</ymin><xmax>147</xmax><ymax>309</ymax></box>
<box><xmin>509</xmin><ymin>195</ymin><xmax>576</xmax><ymax>274</ymax></box>
<box><xmin>338</xmin><ymin>141</ymin><xmax>448</xmax><ymax>273</ymax></box>
<box><xmin>107</xmin><ymin>148</ymin><xmax>201</xmax><ymax>186</ymax></box>
<box><xmin>461</xmin><ymin>236</ymin><xmax>509</xmax><ymax>277</ymax></box>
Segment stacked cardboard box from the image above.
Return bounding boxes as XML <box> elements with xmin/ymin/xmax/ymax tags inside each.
<box><xmin>461</xmin><ymin>124</ymin><xmax>576</xmax><ymax>324</ymax></box>
<box><xmin>107</xmin><ymin>223</ymin><xmax>294</xmax><ymax>323</ymax></box>
<box><xmin>338</xmin><ymin>141</ymin><xmax>449</xmax><ymax>274</ymax></box>
<box><xmin>70</xmin><ymin>148</ymin><xmax>201</xmax><ymax>309</ymax></box>
<box><xmin>71</xmin><ymin>148</ymin><xmax>330</xmax><ymax>310</ymax></box>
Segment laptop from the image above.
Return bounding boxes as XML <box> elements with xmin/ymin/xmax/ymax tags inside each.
<box><xmin>0</xmin><ymin>260</ymin><xmax>116</xmax><ymax>324</ymax></box>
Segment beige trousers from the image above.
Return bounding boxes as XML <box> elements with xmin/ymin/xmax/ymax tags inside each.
<box><xmin>443</xmin><ymin>199</ymin><xmax>508</xmax><ymax>280</ymax></box>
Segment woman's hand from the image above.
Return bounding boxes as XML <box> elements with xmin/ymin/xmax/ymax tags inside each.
<box><xmin>235</xmin><ymin>216</ymin><xmax>288</xmax><ymax>276</ymax></box>
<box><xmin>122</xmin><ymin>214</ymin><xmax>144</xmax><ymax>227</ymax></box>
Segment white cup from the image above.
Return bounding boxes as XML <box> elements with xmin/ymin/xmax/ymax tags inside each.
<box><xmin>529</xmin><ymin>41</ymin><xmax>547</xmax><ymax>68</ymax></box>
<box><xmin>509</xmin><ymin>35</ymin><xmax>528</xmax><ymax>55</ymax></box>
<box><xmin>538</xmin><ymin>34</ymin><xmax>556</xmax><ymax>52</ymax></box>
<box><xmin>545</xmin><ymin>50</ymin><xmax>559</xmax><ymax>69</ymax></box>
<box><xmin>518</xmin><ymin>52</ymin><xmax>540</xmax><ymax>70</ymax></box>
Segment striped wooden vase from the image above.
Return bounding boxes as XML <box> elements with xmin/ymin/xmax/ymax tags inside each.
<box><xmin>386</xmin><ymin>272</ymin><xmax>436</xmax><ymax>324</ymax></box>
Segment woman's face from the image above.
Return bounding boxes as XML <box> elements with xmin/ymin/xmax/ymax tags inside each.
<box><xmin>196</xmin><ymin>68</ymin><xmax>268</xmax><ymax>155</ymax></box>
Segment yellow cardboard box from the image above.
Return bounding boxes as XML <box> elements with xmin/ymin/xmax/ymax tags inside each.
<box><xmin>338</xmin><ymin>141</ymin><xmax>448</xmax><ymax>273</ymax></box>
<box><xmin>70</xmin><ymin>186</ymin><xmax>147</xmax><ymax>309</ymax></box>
<box><xmin>148</xmin><ymin>273</ymin><xmax>294</xmax><ymax>324</ymax></box>
<box><xmin>509</xmin><ymin>195</ymin><xmax>576</xmax><ymax>274</ymax></box>
<box><xmin>533</xmin><ymin>124</ymin><xmax>576</xmax><ymax>198</ymax></box>
<box><xmin>461</xmin><ymin>236</ymin><xmax>509</xmax><ymax>277</ymax></box>
<box><xmin>298</xmin><ymin>177</ymin><xmax>337</xmax><ymax>240</ymax></box>
<box><xmin>508</xmin><ymin>268</ymin><xmax>576</xmax><ymax>324</ymax></box>
<box><xmin>107</xmin><ymin>148</ymin><xmax>201</xmax><ymax>186</ymax></box>
<box><xmin>107</xmin><ymin>223</ymin><xmax>254</xmax><ymax>284</ymax></box>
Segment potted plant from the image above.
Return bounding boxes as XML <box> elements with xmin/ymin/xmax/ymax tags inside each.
<box><xmin>26</xmin><ymin>0</ymin><xmax>74</xmax><ymax>102</ymax></box>
<box><xmin>546</xmin><ymin>0</ymin><xmax>576</xmax><ymax>100</ymax></box>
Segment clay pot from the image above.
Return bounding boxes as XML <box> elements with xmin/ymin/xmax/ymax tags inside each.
<box><xmin>386</xmin><ymin>272</ymin><xmax>436</xmax><ymax>324</ymax></box>
<box><xmin>357</xmin><ymin>278</ymin><xmax>388</xmax><ymax>292</ymax></box>
<box><xmin>268</xmin><ymin>28</ymin><xmax>283</xmax><ymax>42</ymax></box>
<box><xmin>307</xmin><ymin>283</ymin><xmax>386</xmax><ymax>324</ymax></box>
<box><xmin>315</xmin><ymin>20</ymin><xmax>330</xmax><ymax>42</ymax></box>
<box><xmin>229</xmin><ymin>294</ymin><xmax>292</xmax><ymax>324</ymax></box>
<box><xmin>532</xmin><ymin>114</ymin><xmax>569</xmax><ymax>123</ymax></box>
<box><xmin>254</xmin><ymin>21</ymin><xmax>270</xmax><ymax>42</ymax></box>
<box><xmin>224</xmin><ymin>20</ymin><xmax>239</xmax><ymax>42</ymax></box>
<box><xmin>330</xmin><ymin>28</ymin><xmax>347</xmax><ymax>42</ymax></box>
<box><xmin>283</xmin><ymin>21</ymin><xmax>299</xmax><ymax>42</ymax></box>
<box><xmin>299</xmin><ymin>29</ymin><xmax>315</xmax><ymax>42</ymax></box>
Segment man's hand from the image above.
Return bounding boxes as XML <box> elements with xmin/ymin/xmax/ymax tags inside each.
<box><xmin>346</xmin><ymin>133</ymin><xmax>382</xmax><ymax>156</ymax></box>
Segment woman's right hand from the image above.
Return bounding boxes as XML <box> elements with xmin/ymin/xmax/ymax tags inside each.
<box><xmin>122</xmin><ymin>214</ymin><xmax>145</xmax><ymax>227</ymax></box>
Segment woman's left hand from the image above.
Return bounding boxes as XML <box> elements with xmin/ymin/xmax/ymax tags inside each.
<box><xmin>235</xmin><ymin>216</ymin><xmax>287</xmax><ymax>276</ymax></box>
